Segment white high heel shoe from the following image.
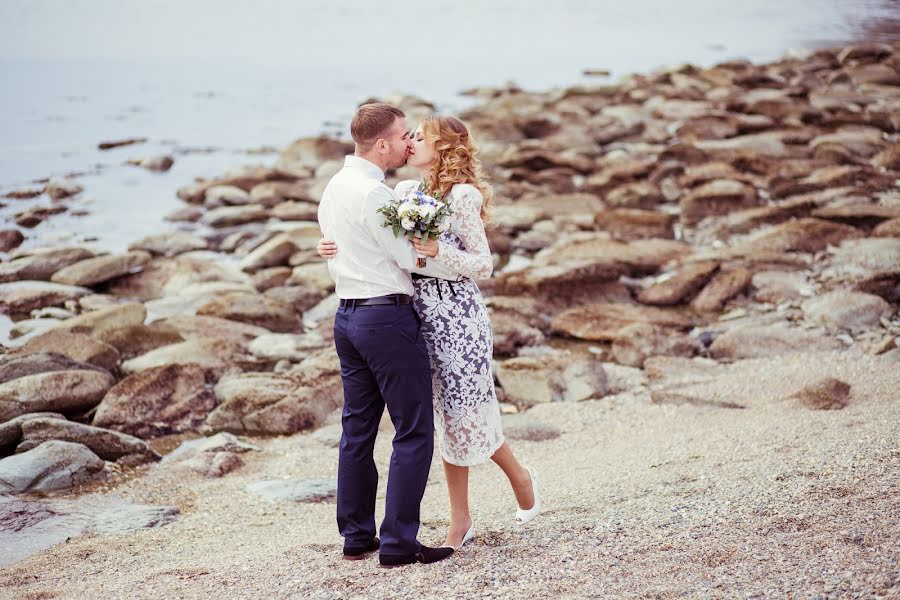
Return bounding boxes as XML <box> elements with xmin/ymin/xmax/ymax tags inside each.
<box><xmin>515</xmin><ymin>466</ymin><xmax>541</xmax><ymax>525</ymax></box>
<box><xmin>441</xmin><ymin>523</ymin><xmax>475</xmax><ymax>550</ymax></box>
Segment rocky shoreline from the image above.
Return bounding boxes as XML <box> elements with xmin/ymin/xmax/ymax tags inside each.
<box><xmin>0</xmin><ymin>41</ymin><xmax>898</xmax><ymax>598</ymax></box>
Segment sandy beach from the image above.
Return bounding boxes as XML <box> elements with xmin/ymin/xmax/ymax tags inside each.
<box><xmin>0</xmin><ymin>6</ymin><xmax>898</xmax><ymax>597</ymax></box>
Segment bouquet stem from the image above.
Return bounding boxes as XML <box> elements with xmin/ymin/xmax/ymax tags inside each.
<box><xmin>416</xmin><ymin>256</ymin><xmax>427</xmax><ymax>268</ymax></box>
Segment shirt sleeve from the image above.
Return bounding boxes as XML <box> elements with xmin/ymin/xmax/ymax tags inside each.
<box><xmin>363</xmin><ymin>185</ymin><xmax>419</xmax><ymax>271</ymax></box>
<box><xmin>433</xmin><ymin>185</ymin><xmax>494</xmax><ymax>280</ymax></box>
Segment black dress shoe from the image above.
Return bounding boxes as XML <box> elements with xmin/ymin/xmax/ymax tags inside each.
<box><xmin>416</xmin><ymin>544</ymin><xmax>454</xmax><ymax>564</ymax></box>
<box><xmin>343</xmin><ymin>537</ymin><xmax>380</xmax><ymax>560</ymax></box>
<box><xmin>378</xmin><ymin>544</ymin><xmax>454</xmax><ymax>568</ymax></box>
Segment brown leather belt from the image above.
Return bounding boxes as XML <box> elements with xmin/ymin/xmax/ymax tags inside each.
<box><xmin>339</xmin><ymin>294</ymin><xmax>411</xmax><ymax>308</ymax></box>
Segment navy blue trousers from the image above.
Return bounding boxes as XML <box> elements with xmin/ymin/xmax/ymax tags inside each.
<box><xmin>333</xmin><ymin>302</ymin><xmax>434</xmax><ymax>557</ymax></box>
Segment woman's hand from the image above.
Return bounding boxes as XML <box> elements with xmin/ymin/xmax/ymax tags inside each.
<box><xmin>412</xmin><ymin>236</ymin><xmax>439</xmax><ymax>258</ymax></box>
<box><xmin>318</xmin><ymin>238</ymin><xmax>337</xmax><ymax>259</ymax></box>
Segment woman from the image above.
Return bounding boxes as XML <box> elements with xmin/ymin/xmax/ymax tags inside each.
<box><xmin>318</xmin><ymin>115</ymin><xmax>540</xmax><ymax>550</ymax></box>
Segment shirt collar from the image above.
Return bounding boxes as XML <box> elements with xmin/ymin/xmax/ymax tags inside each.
<box><xmin>344</xmin><ymin>155</ymin><xmax>385</xmax><ymax>182</ymax></box>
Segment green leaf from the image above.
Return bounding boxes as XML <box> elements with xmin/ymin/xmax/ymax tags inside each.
<box><xmin>392</xmin><ymin>225</ymin><xmax>401</xmax><ymax>238</ymax></box>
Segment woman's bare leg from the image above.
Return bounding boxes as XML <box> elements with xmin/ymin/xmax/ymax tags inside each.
<box><xmin>491</xmin><ymin>442</ymin><xmax>535</xmax><ymax>510</ymax></box>
<box><xmin>443</xmin><ymin>460</ymin><xmax>473</xmax><ymax>548</ymax></box>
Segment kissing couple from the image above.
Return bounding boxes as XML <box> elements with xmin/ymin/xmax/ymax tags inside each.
<box><xmin>316</xmin><ymin>103</ymin><xmax>541</xmax><ymax>568</ymax></box>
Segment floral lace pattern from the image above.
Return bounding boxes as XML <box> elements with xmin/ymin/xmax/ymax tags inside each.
<box><xmin>395</xmin><ymin>180</ymin><xmax>504</xmax><ymax>466</ymax></box>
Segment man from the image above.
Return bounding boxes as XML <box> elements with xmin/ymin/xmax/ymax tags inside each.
<box><xmin>317</xmin><ymin>103</ymin><xmax>456</xmax><ymax>568</ymax></box>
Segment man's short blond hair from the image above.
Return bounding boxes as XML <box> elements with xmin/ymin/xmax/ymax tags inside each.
<box><xmin>351</xmin><ymin>103</ymin><xmax>405</xmax><ymax>150</ymax></box>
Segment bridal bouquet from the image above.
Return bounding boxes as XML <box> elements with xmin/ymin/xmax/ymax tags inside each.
<box><xmin>378</xmin><ymin>185</ymin><xmax>453</xmax><ymax>267</ymax></box>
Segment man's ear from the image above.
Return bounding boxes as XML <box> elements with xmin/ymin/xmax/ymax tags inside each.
<box><xmin>375</xmin><ymin>138</ymin><xmax>388</xmax><ymax>154</ymax></box>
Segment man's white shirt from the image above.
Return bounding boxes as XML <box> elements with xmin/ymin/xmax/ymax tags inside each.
<box><xmin>317</xmin><ymin>155</ymin><xmax>459</xmax><ymax>299</ymax></box>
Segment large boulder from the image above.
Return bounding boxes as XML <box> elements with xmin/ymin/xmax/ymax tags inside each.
<box><xmin>0</xmin><ymin>440</ymin><xmax>105</xmax><ymax>494</ymax></box>
<box><xmin>247</xmin><ymin>333</ymin><xmax>328</xmax><ymax>362</ymax></box>
<box><xmin>0</xmin><ymin>412</ymin><xmax>66</xmax><ymax>454</ymax></box>
<box><xmin>610</xmin><ymin>323</ymin><xmax>701</xmax><ymax>367</ymax></box>
<box><xmin>0</xmin><ymin>247</ymin><xmax>96</xmax><ymax>283</ymax></box>
<box><xmin>161</xmin><ymin>432</ymin><xmax>259</xmax><ymax>478</ymax></box>
<box><xmin>0</xmin><ymin>281</ymin><xmax>91</xmax><ymax>314</ymax></box>
<box><xmin>121</xmin><ymin>338</ymin><xmax>246</xmax><ymax>375</ymax></box>
<box><xmin>0</xmin><ymin>370</ymin><xmax>115</xmax><ymax>422</ymax></box>
<box><xmin>0</xmin><ymin>352</ymin><xmax>107</xmax><ymax>385</ymax></box>
<box><xmin>709</xmin><ymin>324</ymin><xmax>842</xmax><ymax>360</ymax></box>
<box><xmin>93</xmin><ymin>365</ymin><xmax>217</xmax><ymax>438</ymax></box>
<box><xmin>196</xmin><ymin>291</ymin><xmax>300</xmax><ymax>332</ymax></box>
<box><xmin>495</xmin><ymin>350</ymin><xmax>607</xmax><ymax>408</ymax></box>
<box><xmin>203</xmin><ymin>372</ymin><xmax>341</xmax><ymax>435</ymax></box>
<box><xmin>50</xmin><ymin>251</ymin><xmax>152</xmax><ymax>287</ymax></box>
<box><xmin>551</xmin><ymin>303</ymin><xmax>693</xmax><ymax>341</ymax></box>
<box><xmin>52</xmin><ymin>302</ymin><xmax>147</xmax><ymax>337</ymax></box>
<box><xmin>751</xmin><ymin>271</ymin><xmax>815</xmax><ymax>303</ymax></box>
<box><xmin>734</xmin><ymin>218</ymin><xmax>864</xmax><ymax>255</ymax></box>
<box><xmin>94</xmin><ymin>324</ymin><xmax>185</xmax><ymax>361</ymax></box>
<box><xmin>802</xmin><ymin>290</ymin><xmax>893</xmax><ymax>332</ymax></box>
<box><xmin>201</xmin><ymin>205</ymin><xmax>269</xmax><ymax>228</ymax></box>
<box><xmin>151</xmin><ymin>315</ymin><xmax>270</xmax><ymax>344</ymax></box>
<box><xmin>637</xmin><ymin>261</ymin><xmax>719</xmax><ymax>305</ymax></box>
<box><xmin>8</xmin><ymin>330</ymin><xmax>120</xmax><ymax>371</ymax></box>
<box><xmin>128</xmin><ymin>232</ymin><xmax>208</xmax><ymax>257</ymax></box>
<box><xmin>17</xmin><ymin>418</ymin><xmax>161</xmax><ymax>463</ymax></box>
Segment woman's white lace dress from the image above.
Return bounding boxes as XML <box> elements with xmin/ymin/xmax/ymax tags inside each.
<box><xmin>395</xmin><ymin>180</ymin><xmax>505</xmax><ymax>467</ymax></box>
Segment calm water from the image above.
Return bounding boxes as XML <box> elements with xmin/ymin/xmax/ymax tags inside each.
<box><xmin>0</xmin><ymin>0</ymin><xmax>897</xmax><ymax>252</ymax></box>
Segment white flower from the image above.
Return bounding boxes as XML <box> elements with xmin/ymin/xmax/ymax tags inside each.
<box><xmin>397</xmin><ymin>201</ymin><xmax>417</xmax><ymax>218</ymax></box>
<box><xmin>438</xmin><ymin>219</ymin><xmax>451</xmax><ymax>233</ymax></box>
<box><xmin>417</xmin><ymin>204</ymin><xmax>437</xmax><ymax>219</ymax></box>
<box><xmin>401</xmin><ymin>217</ymin><xmax>416</xmax><ymax>231</ymax></box>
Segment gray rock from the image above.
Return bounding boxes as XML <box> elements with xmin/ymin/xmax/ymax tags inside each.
<box><xmin>161</xmin><ymin>432</ymin><xmax>259</xmax><ymax>478</ymax></box>
<box><xmin>204</xmin><ymin>372</ymin><xmax>341</xmax><ymax>435</ymax></box>
<box><xmin>0</xmin><ymin>352</ymin><xmax>108</xmax><ymax>385</ymax></box>
<box><xmin>162</xmin><ymin>432</ymin><xmax>260</xmax><ymax>462</ymax></box>
<box><xmin>128</xmin><ymin>232</ymin><xmax>208</xmax><ymax>257</ymax></box>
<box><xmin>120</xmin><ymin>338</ymin><xmax>245</xmax><ymax>375</ymax></box>
<box><xmin>238</xmin><ymin>233</ymin><xmax>298</xmax><ymax>272</ymax></box>
<box><xmin>203</xmin><ymin>184</ymin><xmax>250</xmax><ymax>207</ymax></box>
<box><xmin>709</xmin><ymin>324</ymin><xmax>842</xmax><ymax>360</ymax></box>
<box><xmin>50</xmin><ymin>251</ymin><xmax>152</xmax><ymax>287</ymax></box>
<box><xmin>17</xmin><ymin>418</ymin><xmax>161</xmax><ymax>463</ymax></box>
<box><xmin>201</xmin><ymin>204</ymin><xmax>268</xmax><ymax>228</ymax></box>
<box><xmin>0</xmin><ymin>281</ymin><xmax>91</xmax><ymax>314</ymax></box>
<box><xmin>128</xmin><ymin>155</ymin><xmax>174</xmax><ymax>172</ymax></box>
<box><xmin>611</xmin><ymin>323</ymin><xmax>701</xmax><ymax>368</ymax></box>
<box><xmin>0</xmin><ymin>494</ymin><xmax>178</xmax><ymax>566</ymax></box>
<box><xmin>0</xmin><ymin>440</ymin><xmax>105</xmax><ymax>494</ymax></box>
<box><xmin>246</xmin><ymin>478</ymin><xmax>337</xmax><ymax>503</ymax></box>
<box><xmin>52</xmin><ymin>302</ymin><xmax>147</xmax><ymax>337</ymax></box>
<box><xmin>0</xmin><ymin>412</ymin><xmax>66</xmax><ymax>452</ymax></box>
<box><xmin>802</xmin><ymin>289</ymin><xmax>893</xmax><ymax>332</ymax></box>
<box><xmin>0</xmin><ymin>247</ymin><xmax>96</xmax><ymax>283</ymax></box>
<box><xmin>788</xmin><ymin>377</ymin><xmax>851</xmax><ymax>410</ymax></box>
<box><xmin>93</xmin><ymin>364</ymin><xmax>217</xmax><ymax>438</ymax></box>
<box><xmin>247</xmin><ymin>332</ymin><xmax>327</xmax><ymax>361</ymax></box>
<box><xmin>0</xmin><ymin>369</ymin><xmax>115</xmax><ymax>422</ymax></box>
<box><xmin>10</xmin><ymin>329</ymin><xmax>120</xmax><ymax>371</ymax></box>
<box><xmin>44</xmin><ymin>177</ymin><xmax>83</xmax><ymax>200</ymax></box>
<box><xmin>496</xmin><ymin>351</ymin><xmax>607</xmax><ymax>407</ymax></box>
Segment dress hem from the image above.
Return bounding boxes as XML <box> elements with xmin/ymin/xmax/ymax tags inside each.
<box><xmin>439</xmin><ymin>434</ymin><xmax>506</xmax><ymax>468</ymax></box>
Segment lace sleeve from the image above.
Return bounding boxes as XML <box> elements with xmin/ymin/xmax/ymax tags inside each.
<box><xmin>436</xmin><ymin>185</ymin><xmax>493</xmax><ymax>280</ymax></box>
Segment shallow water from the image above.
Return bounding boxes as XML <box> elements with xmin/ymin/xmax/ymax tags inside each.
<box><xmin>0</xmin><ymin>0</ymin><xmax>897</xmax><ymax>252</ymax></box>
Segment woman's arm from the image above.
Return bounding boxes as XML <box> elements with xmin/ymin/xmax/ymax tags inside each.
<box><xmin>431</xmin><ymin>185</ymin><xmax>493</xmax><ymax>280</ymax></box>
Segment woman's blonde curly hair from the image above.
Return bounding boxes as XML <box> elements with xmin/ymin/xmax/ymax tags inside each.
<box><xmin>422</xmin><ymin>115</ymin><xmax>493</xmax><ymax>224</ymax></box>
